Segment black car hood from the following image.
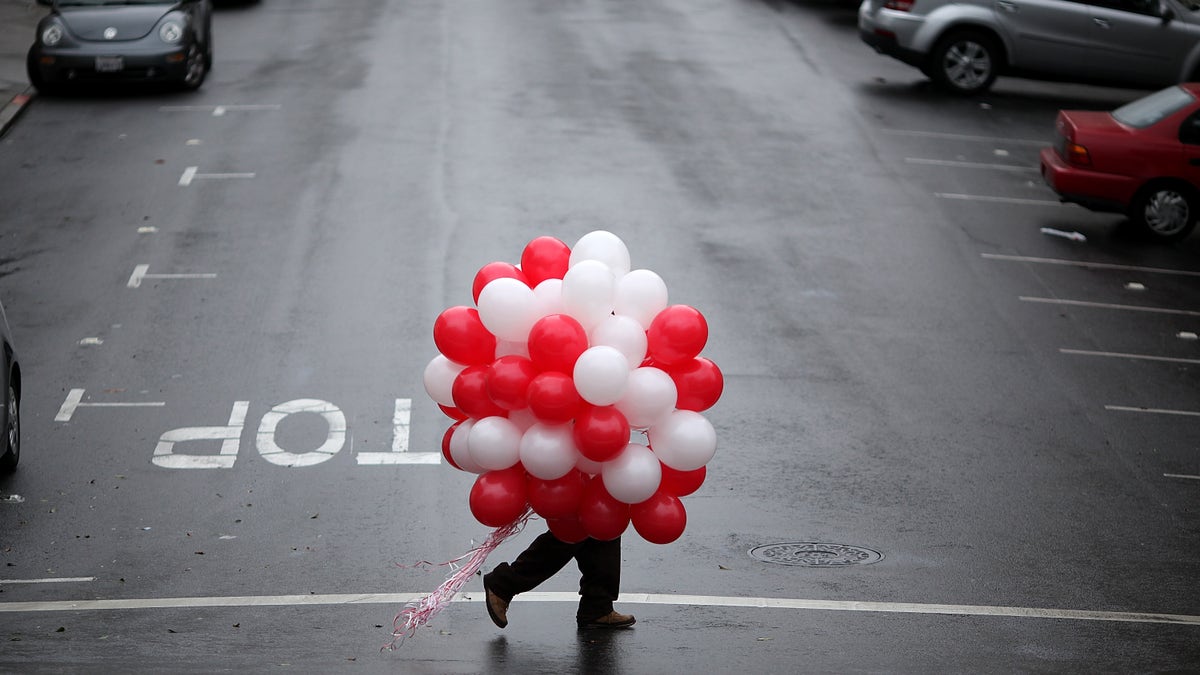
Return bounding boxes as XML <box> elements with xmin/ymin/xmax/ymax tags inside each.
<box><xmin>57</xmin><ymin>5</ymin><xmax>177</xmax><ymax>42</ymax></box>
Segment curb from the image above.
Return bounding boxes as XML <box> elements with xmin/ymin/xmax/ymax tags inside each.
<box><xmin>0</xmin><ymin>86</ymin><xmax>34</xmax><ymax>139</ymax></box>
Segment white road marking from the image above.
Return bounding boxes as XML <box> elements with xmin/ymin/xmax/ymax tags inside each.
<box><xmin>936</xmin><ymin>193</ymin><xmax>1066</xmax><ymax>206</ymax></box>
<box><xmin>1</xmin><ymin>494</ymin><xmax>24</xmax><ymax>504</ymax></box>
<box><xmin>128</xmin><ymin>264</ymin><xmax>217</xmax><ymax>288</ymax></box>
<box><xmin>153</xmin><ymin>401</ymin><xmax>249</xmax><ymax>469</ymax></box>
<box><xmin>1164</xmin><ymin>473</ymin><xmax>1200</xmax><ymax>481</ymax></box>
<box><xmin>55</xmin><ymin>388</ymin><xmax>165</xmax><ymax>422</ymax></box>
<box><xmin>256</xmin><ymin>399</ymin><xmax>346</xmax><ymax>467</ymax></box>
<box><xmin>1020</xmin><ymin>296</ymin><xmax>1200</xmax><ymax>317</ymax></box>
<box><xmin>0</xmin><ymin>577</ymin><xmax>95</xmax><ymax>585</ymax></box>
<box><xmin>179</xmin><ymin>167</ymin><xmax>255</xmax><ymax>186</ymax></box>
<box><xmin>904</xmin><ymin>157</ymin><xmax>1037</xmax><ymax>172</ymax></box>
<box><xmin>1060</xmin><ymin>349</ymin><xmax>1200</xmax><ymax>366</ymax></box>
<box><xmin>982</xmin><ymin>253</ymin><xmax>1200</xmax><ymax>278</ymax></box>
<box><xmin>78</xmin><ymin>337</ymin><xmax>104</xmax><ymax>346</ymax></box>
<box><xmin>0</xmin><ymin>591</ymin><xmax>1196</xmax><ymax>626</ymax></box>
<box><xmin>357</xmin><ymin>398</ymin><xmax>440</xmax><ymax>465</ymax></box>
<box><xmin>1105</xmin><ymin>405</ymin><xmax>1200</xmax><ymax>417</ymax></box>
<box><xmin>880</xmin><ymin>128</ymin><xmax>1046</xmax><ymax>146</ymax></box>
<box><xmin>159</xmin><ymin>104</ymin><xmax>282</xmax><ymax>114</ymax></box>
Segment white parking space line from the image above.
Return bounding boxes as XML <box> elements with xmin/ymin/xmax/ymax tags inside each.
<box><xmin>0</xmin><ymin>577</ymin><xmax>96</xmax><ymax>585</ymax></box>
<box><xmin>936</xmin><ymin>193</ymin><xmax>1066</xmax><ymax>206</ymax></box>
<box><xmin>159</xmin><ymin>104</ymin><xmax>282</xmax><ymax>116</ymax></box>
<box><xmin>905</xmin><ymin>158</ymin><xmax>1038</xmax><ymax>172</ymax></box>
<box><xmin>1020</xmin><ymin>297</ymin><xmax>1200</xmax><ymax>317</ymax></box>
<box><xmin>0</xmin><ymin>591</ymin><xmax>1197</xmax><ymax>626</ymax></box>
<box><xmin>1060</xmin><ymin>349</ymin><xmax>1200</xmax><ymax>366</ymax></box>
<box><xmin>1164</xmin><ymin>473</ymin><xmax>1200</xmax><ymax>481</ymax></box>
<box><xmin>982</xmin><ymin>253</ymin><xmax>1200</xmax><ymax>278</ymax></box>
<box><xmin>55</xmin><ymin>388</ymin><xmax>166</xmax><ymax>423</ymax></box>
<box><xmin>1105</xmin><ymin>405</ymin><xmax>1200</xmax><ymax>417</ymax></box>
<box><xmin>881</xmin><ymin>128</ymin><xmax>1046</xmax><ymax>146</ymax></box>
<box><xmin>128</xmin><ymin>264</ymin><xmax>218</xmax><ymax>288</ymax></box>
<box><xmin>178</xmin><ymin>167</ymin><xmax>256</xmax><ymax>186</ymax></box>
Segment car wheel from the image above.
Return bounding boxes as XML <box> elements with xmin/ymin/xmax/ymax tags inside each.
<box><xmin>1</xmin><ymin>381</ymin><xmax>18</xmax><ymax>472</ymax></box>
<box><xmin>929</xmin><ymin>30</ymin><xmax>1000</xmax><ymax>95</ymax></box>
<box><xmin>180</xmin><ymin>43</ymin><xmax>208</xmax><ymax>91</ymax></box>
<box><xmin>1131</xmin><ymin>182</ymin><xmax>1198</xmax><ymax>242</ymax></box>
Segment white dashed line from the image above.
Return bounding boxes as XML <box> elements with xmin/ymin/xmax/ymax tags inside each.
<box><xmin>1020</xmin><ymin>297</ymin><xmax>1200</xmax><ymax>317</ymax></box>
<box><xmin>0</xmin><ymin>577</ymin><xmax>96</xmax><ymax>585</ymax></box>
<box><xmin>982</xmin><ymin>253</ymin><xmax>1200</xmax><ymax>278</ymax></box>
<box><xmin>55</xmin><ymin>389</ymin><xmax>166</xmax><ymax>423</ymax></box>
<box><xmin>936</xmin><ymin>193</ymin><xmax>1066</xmax><ymax>206</ymax></box>
<box><xmin>1105</xmin><ymin>405</ymin><xmax>1200</xmax><ymax>417</ymax></box>
<box><xmin>1060</xmin><ymin>349</ymin><xmax>1200</xmax><ymax>366</ymax></box>
<box><xmin>905</xmin><ymin>157</ymin><xmax>1037</xmax><ymax>172</ymax></box>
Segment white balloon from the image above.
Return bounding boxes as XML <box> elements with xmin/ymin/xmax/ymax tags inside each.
<box><xmin>468</xmin><ymin>416</ymin><xmax>523</xmax><ymax>471</ymax></box>
<box><xmin>575</xmin><ymin>450</ymin><xmax>604</xmax><ymax>476</ymax></box>
<box><xmin>602</xmin><ymin>443</ymin><xmax>663</xmax><ymax>504</ymax></box>
<box><xmin>648</xmin><ymin>410</ymin><xmax>716</xmax><ymax>472</ymax></box>
<box><xmin>533</xmin><ymin>278</ymin><xmax>565</xmax><ymax>319</ymax></box>
<box><xmin>573</xmin><ymin>346</ymin><xmax>630</xmax><ymax>406</ymax></box>
<box><xmin>520</xmin><ymin>423</ymin><xmax>578</xmax><ymax>480</ymax></box>
<box><xmin>423</xmin><ymin>354</ymin><xmax>465</xmax><ymax>408</ymax></box>
<box><xmin>589</xmin><ymin>315</ymin><xmax>647</xmax><ymax>368</ymax></box>
<box><xmin>570</xmin><ymin>230</ymin><xmax>631</xmax><ymax>277</ymax></box>
<box><xmin>614</xmin><ymin>269</ymin><xmax>669</xmax><ymax>330</ymax></box>
<box><xmin>477</xmin><ymin>277</ymin><xmax>539</xmax><ymax>342</ymax></box>
<box><xmin>449</xmin><ymin>419</ymin><xmax>484</xmax><ymax>474</ymax></box>
<box><xmin>561</xmin><ymin>260</ymin><xmax>615</xmax><ymax>331</ymax></box>
<box><xmin>615</xmin><ymin>367</ymin><xmax>677</xmax><ymax>429</ymax></box>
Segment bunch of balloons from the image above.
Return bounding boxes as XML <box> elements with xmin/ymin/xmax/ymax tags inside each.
<box><xmin>423</xmin><ymin>231</ymin><xmax>722</xmax><ymax>545</ymax></box>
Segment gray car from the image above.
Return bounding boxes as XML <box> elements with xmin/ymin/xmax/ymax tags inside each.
<box><xmin>860</xmin><ymin>0</ymin><xmax>1200</xmax><ymax>95</ymax></box>
<box><xmin>0</xmin><ymin>300</ymin><xmax>20</xmax><ymax>473</ymax></box>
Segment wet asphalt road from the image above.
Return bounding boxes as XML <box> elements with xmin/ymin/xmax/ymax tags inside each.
<box><xmin>1</xmin><ymin>0</ymin><xmax>1198</xmax><ymax>671</ymax></box>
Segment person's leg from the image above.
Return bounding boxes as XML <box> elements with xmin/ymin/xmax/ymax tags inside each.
<box><xmin>483</xmin><ymin>530</ymin><xmax>580</xmax><ymax>627</ymax></box>
<box><xmin>573</xmin><ymin>536</ymin><xmax>624</xmax><ymax>624</ymax></box>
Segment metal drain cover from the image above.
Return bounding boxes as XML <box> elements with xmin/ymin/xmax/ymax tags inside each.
<box><xmin>748</xmin><ymin>542</ymin><xmax>882</xmax><ymax>567</ymax></box>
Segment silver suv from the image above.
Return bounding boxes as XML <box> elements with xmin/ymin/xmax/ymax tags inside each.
<box><xmin>859</xmin><ymin>0</ymin><xmax>1200</xmax><ymax>95</ymax></box>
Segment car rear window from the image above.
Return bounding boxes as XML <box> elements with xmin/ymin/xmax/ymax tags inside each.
<box><xmin>1113</xmin><ymin>86</ymin><xmax>1195</xmax><ymax>128</ymax></box>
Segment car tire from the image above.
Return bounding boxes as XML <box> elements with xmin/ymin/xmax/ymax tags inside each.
<box><xmin>929</xmin><ymin>30</ymin><xmax>1000</xmax><ymax>96</ymax></box>
<box><xmin>180</xmin><ymin>43</ymin><xmax>208</xmax><ymax>91</ymax></box>
<box><xmin>1</xmin><ymin>381</ymin><xmax>19</xmax><ymax>473</ymax></box>
<box><xmin>1130</xmin><ymin>181</ymin><xmax>1198</xmax><ymax>243</ymax></box>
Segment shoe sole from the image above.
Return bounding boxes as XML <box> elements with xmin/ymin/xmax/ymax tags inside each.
<box><xmin>577</xmin><ymin>618</ymin><xmax>636</xmax><ymax>629</ymax></box>
<box><xmin>483</xmin><ymin>585</ymin><xmax>507</xmax><ymax>629</ymax></box>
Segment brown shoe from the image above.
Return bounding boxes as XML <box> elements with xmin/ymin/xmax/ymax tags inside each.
<box><xmin>484</xmin><ymin>583</ymin><xmax>509</xmax><ymax>629</ymax></box>
<box><xmin>577</xmin><ymin>611</ymin><xmax>636</xmax><ymax>629</ymax></box>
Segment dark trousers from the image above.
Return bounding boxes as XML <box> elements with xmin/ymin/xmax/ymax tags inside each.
<box><xmin>484</xmin><ymin>531</ymin><xmax>621</xmax><ymax>622</ymax></box>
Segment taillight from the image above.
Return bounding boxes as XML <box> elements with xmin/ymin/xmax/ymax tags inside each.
<box><xmin>885</xmin><ymin>0</ymin><xmax>916</xmax><ymax>10</ymax></box>
<box><xmin>1066</xmin><ymin>142</ymin><xmax>1091</xmax><ymax>166</ymax></box>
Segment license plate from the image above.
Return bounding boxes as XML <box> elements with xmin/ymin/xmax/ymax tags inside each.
<box><xmin>95</xmin><ymin>56</ymin><xmax>124</xmax><ymax>72</ymax></box>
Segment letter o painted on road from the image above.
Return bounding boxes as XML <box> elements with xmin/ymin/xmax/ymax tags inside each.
<box><xmin>256</xmin><ymin>399</ymin><xmax>346</xmax><ymax>467</ymax></box>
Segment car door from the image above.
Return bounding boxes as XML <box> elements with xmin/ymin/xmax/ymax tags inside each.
<box><xmin>1179</xmin><ymin>109</ymin><xmax>1200</xmax><ymax>187</ymax></box>
<box><xmin>990</xmin><ymin>0</ymin><xmax>1093</xmax><ymax>76</ymax></box>
<box><xmin>1085</xmin><ymin>0</ymin><xmax>1195</xmax><ymax>87</ymax></box>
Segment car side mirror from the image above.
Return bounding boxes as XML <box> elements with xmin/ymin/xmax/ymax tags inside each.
<box><xmin>1159</xmin><ymin>0</ymin><xmax>1177</xmax><ymax>21</ymax></box>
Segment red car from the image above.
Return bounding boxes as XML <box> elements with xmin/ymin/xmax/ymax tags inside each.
<box><xmin>1040</xmin><ymin>84</ymin><xmax>1200</xmax><ymax>242</ymax></box>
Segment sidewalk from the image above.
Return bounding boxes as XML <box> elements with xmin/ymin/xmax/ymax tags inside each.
<box><xmin>0</xmin><ymin>0</ymin><xmax>44</xmax><ymax>137</ymax></box>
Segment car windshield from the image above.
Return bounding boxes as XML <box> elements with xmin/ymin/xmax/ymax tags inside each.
<box><xmin>1112</xmin><ymin>86</ymin><xmax>1195</xmax><ymax>128</ymax></box>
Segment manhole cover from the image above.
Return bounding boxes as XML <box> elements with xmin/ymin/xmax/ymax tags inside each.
<box><xmin>748</xmin><ymin>542</ymin><xmax>882</xmax><ymax>567</ymax></box>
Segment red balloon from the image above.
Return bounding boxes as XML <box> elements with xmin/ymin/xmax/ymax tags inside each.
<box><xmin>547</xmin><ymin>517</ymin><xmax>588</xmax><ymax>544</ymax></box>
<box><xmin>472</xmin><ymin>262</ymin><xmax>529</xmax><ymax>305</ymax></box>
<box><xmin>666</xmin><ymin>357</ymin><xmax>723</xmax><ymax>412</ymax></box>
<box><xmin>526</xmin><ymin>372</ymin><xmax>583</xmax><ymax>424</ymax></box>
<box><xmin>469</xmin><ymin>466</ymin><xmax>529</xmax><ymax>527</ymax></box>
<box><xmin>659</xmin><ymin>464</ymin><xmax>705</xmax><ymax>497</ymax></box>
<box><xmin>573</xmin><ymin>406</ymin><xmax>630</xmax><ymax>463</ymax></box>
<box><xmin>528</xmin><ymin>314</ymin><xmax>589</xmax><ymax>374</ymax></box>
<box><xmin>630</xmin><ymin>490</ymin><xmax>687</xmax><ymax>545</ymax></box>
<box><xmin>578</xmin><ymin>479</ymin><xmax>630</xmax><ymax>541</ymax></box>
<box><xmin>487</xmin><ymin>355</ymin><xmax>538</xmax><ymax>411</ymax></box>
<box><xmin>452</xmin><ymin>364</ymin><xmax>509</xmax><ymax>419</ymax></box>
<box><xmin>434</xmin><ymin>306</ymin><xmax>496</xmax><ymax>366</ymax></box>
<box><xmin>439</xmin><ymin>403</ymin><xmax>468</xmax><ymax>421</ymax></box>
<box><xmin>527</xmin><ymin>469</ymin><xmax>586</xmax><ymax>519</ymax></box>
<box><xmin>442</xmin><ymin>422</ymin><xmax>463</xmax><ymax>471</ymax></box>
<box><xmin>646</xmin><ymin>305</ymin><xmax>708</xmax><ymax>367</ymax></box>
<box><xmin>520</xmin><ymin>236</ymin><xmax>571</xmax><ymax>286</ymax></box>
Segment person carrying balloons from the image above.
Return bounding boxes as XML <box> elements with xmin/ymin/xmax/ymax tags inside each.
<box><xmin>396</xmin><ymin>231</ymin><xmax>722</xmax><ymax>641</ymax></box>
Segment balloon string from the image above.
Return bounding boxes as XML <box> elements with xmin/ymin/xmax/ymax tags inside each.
<box><xmin>385</xmin><ymin>507</ymin><xmax>535</xmax><ymax>651</ymax></box>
